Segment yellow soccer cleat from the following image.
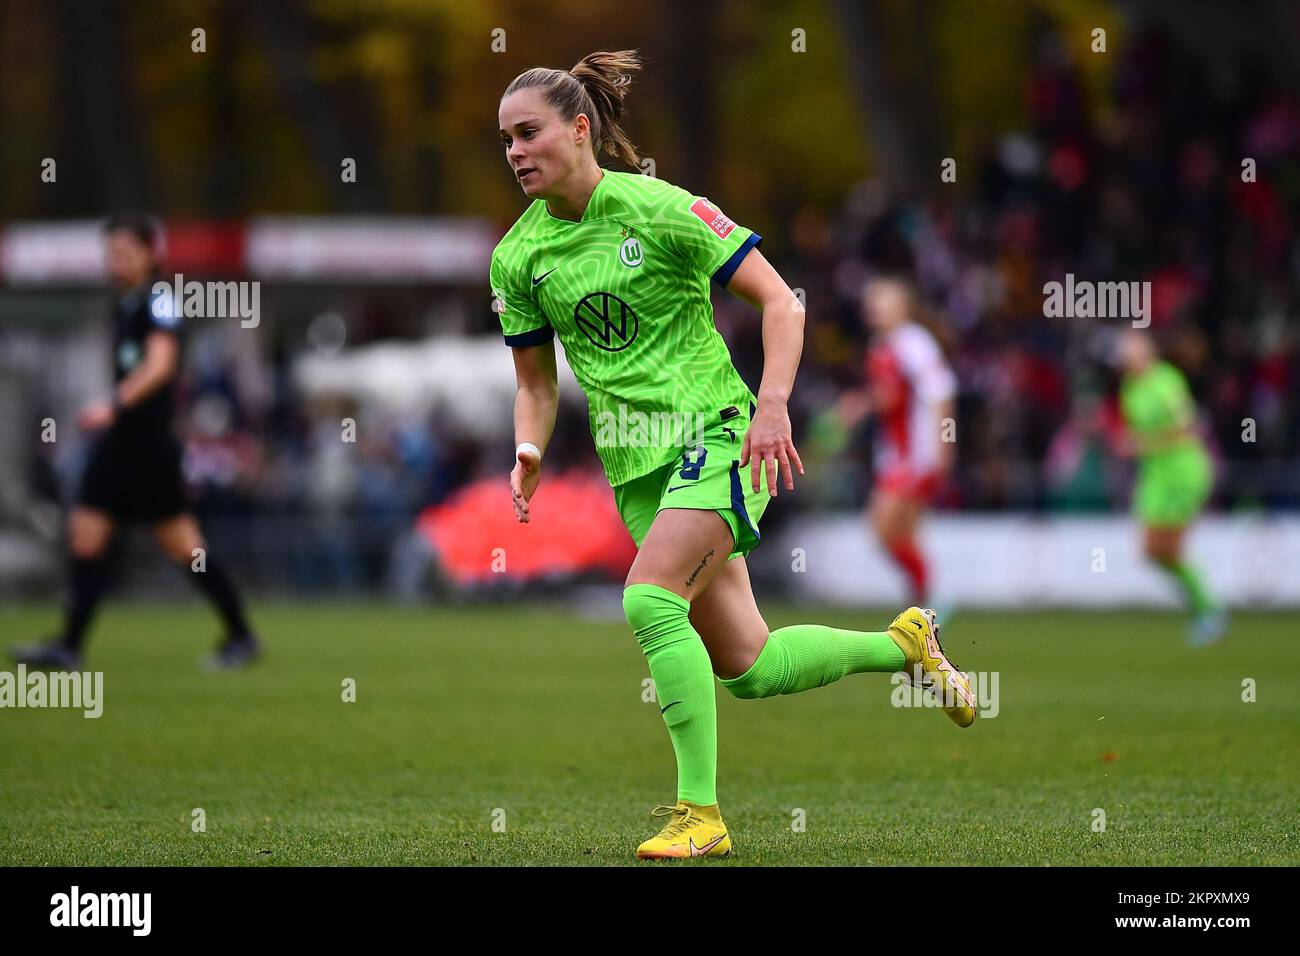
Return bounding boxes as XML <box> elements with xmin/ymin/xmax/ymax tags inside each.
<box><xmin>887</xmin><ymin>606</ymin><xmax>977</xmax><ymax>728</ymax></box>
<box><xmin>636</xmin><ymin>801</ymin><xmax>732</xmax><ymax>860</ymax></box>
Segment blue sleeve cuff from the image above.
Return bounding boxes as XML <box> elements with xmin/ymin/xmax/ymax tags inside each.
<box><xmin>711</xmin><ymin>231</ymin><xmax>762</xmax><ymax>287</ymax></box>
<box><xmin>503</xmin><ymin>325</ymin><xmax>554</xmax><ymax>347</ymax></box>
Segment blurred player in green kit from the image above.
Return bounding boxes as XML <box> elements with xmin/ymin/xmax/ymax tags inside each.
<box><xmin>1117</xmin><ymin>329</ymin><xmax>1225</xmax><ymax>645</ymax></box>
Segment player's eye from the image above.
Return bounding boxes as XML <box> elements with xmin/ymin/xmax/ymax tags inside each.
<box><xmin>522</xmin><ymin>128</ymin><xmax>537</xmax><ymax>139</ymax></box>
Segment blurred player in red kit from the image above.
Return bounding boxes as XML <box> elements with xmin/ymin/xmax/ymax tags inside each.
<box><xmin>839</xmin><ymin>277</ymin><xmax>956</xmax><ymax>604</ymax></box>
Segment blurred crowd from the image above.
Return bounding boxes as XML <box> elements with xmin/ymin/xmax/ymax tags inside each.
<box><xmin>733</xmin><ymin>22</ymin><xmax>1300</xmax><ymax>517</ymax></box>
<box><xmin>22</xmin><ymin>22</ymin><xmax>1297</xmax><ymax>594</ymax></box>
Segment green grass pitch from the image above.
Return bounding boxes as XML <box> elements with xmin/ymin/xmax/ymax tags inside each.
<box><xmin>2</xmin><ymin>601</ymin><xmax>1296</xmax><ymax>866</ymax></box>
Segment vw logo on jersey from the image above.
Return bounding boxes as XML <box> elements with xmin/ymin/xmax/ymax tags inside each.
<box><xmin>619</xmin><ymin>237</ymin><xmax>643</xmax><ymax>269</ymax></box>
<box><xmin>574</xmin><ymin>292</ymin><xmax>638</xmax><ymax>352</ymax></box>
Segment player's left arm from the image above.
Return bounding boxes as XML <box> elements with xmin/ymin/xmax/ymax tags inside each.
<box><xmin>1160</xmin><ymin>375</ymin><xmax>1197</xmax><ymax>442</ymax></box>
<box><xmin>1135</xmin><ymin>372</ymin><xmax>1197</xmax><ymax>455</ymax></box>
<box><xmin>79</xmin><ymin>331</ymin><xmax>179</xmax><ymax>430</ymax></box>
<box><xmin>725</xmin><ymin>248</ymin><xmax>805</xmax><ymax>496</ymax></box>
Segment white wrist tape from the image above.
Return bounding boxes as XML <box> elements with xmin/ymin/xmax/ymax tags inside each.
<box><xmin>516</xmin><ymin>441</ymin><xmax>542</xmax><ymax>462</ymax></box>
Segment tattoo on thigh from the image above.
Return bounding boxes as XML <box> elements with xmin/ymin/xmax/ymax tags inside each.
<box><xmin>685</xmin><ymin>548</ymin><xmax>715</xmax><ymax>587</ymax></box>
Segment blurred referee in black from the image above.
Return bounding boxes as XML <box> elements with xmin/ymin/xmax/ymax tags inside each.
<box><xmin>11</xmin><ymin>216</ymin><xmax>261</xmax><ymax>670</ymax></box>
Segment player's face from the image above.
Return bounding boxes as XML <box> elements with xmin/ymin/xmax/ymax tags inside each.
<box><xmin>105</xmin><ymin>231</ymin><xmax>153</xmax><ymax>289</ymax></box>
<box><xmin>863</xmin><ymin>281</ymin><xmax>908</xmax><ymax>333</ymax></box>
<box><xmin>498</xmin><ymin>89</ymin><xmax>584</xmax><ymax>199</ymax></box>
<box><xmin>1118</xmin><ymin>330</ymin><xmax>1154</xmax><ymax>372</ymax></box>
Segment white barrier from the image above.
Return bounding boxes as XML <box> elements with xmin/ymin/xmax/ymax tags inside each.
<box><xmin>768</xmin><ymin>514</ymin><xmax>1300</xmax><ymax>608</ymax></box>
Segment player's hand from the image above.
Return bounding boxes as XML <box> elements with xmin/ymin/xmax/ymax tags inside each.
<box><xmin>78</xmin><ymin>400</ymin><xmax>116</xmax><ymax>431</ymax></box>
<box><xmin>509</xmin><ymin>447</ymin><xmax>541</xmax><ymax>523</ymax></box>
<box><xmin>741</xmin><ymin>399</ymin><xmax>804</xmax><ymax>497</ymax></box>
<box><xmin>835</xmin><ymin>389</ymin><xmax>872</xmax><ymax>426</ymax></box>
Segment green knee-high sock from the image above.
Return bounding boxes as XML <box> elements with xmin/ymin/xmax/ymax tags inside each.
<box><xmin>1155</xmin><ymin>558</ymin><xmax>1215</xmax><ymax>615</ymax></box>
<box><xmin>623</xmin><ymin>583</ymin><xmax>718</xmax><ymax>806</ymax></box>
<box><xmin>721</xmin><ymin>623</ymin><xmax>906</xmax><ymax>699</ymax></box>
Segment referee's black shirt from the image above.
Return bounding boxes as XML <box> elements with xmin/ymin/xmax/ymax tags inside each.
<box><xmin>110</xmin><ymin>278</ymin><xmax>181</xmax><ymax>440</ymax></box>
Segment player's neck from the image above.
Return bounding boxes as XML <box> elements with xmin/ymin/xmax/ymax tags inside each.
<box><xmin>545</xmin><ymin>166</ymin><xmax>605</xmax><ymax>222</ymax></box>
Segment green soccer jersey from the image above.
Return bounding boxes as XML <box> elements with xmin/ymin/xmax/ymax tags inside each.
<box><xmin>490</xmin><ymin>170</ymin><xmax>762</xmax><ymax>486</ymax></box>
<box><xmin>1120</xmin><ymin>360</ymin><xmax>1204</xmax><ymax>459</ymax></box>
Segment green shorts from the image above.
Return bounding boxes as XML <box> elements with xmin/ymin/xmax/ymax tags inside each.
<box><xmin>1133</xmin><ymin>445</ymin><xmax>1212</xmax><ymax>528</ymax></box>
<box><xmin>613</xmin><ymin>408</ymin><xmax>773</xmax><ymax>560</ymax></box>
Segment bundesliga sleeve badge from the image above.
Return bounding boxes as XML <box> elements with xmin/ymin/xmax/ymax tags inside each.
<box><xmin>689</xmin><ymin>198</ymin><xmax>736</xmax><ymax>239</ymax></box>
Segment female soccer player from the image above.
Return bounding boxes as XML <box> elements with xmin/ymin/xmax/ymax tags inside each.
<box><xmin>10</xmin><ymin>216</ymin><xmax>260</xmax><ymax>671</ymax></box>
<box><xmin>493</xmin><ymin>50</ymin><xmax>977</xmax><ymax>860</ymax></box>
<box><xmin>1116</xmin><ymin>329</ymin><xmax>1225</xmax><ymax>645</ymax></box>
<box><xmin>839</xmin><ymin>277</ymin><xmax>957</xmax><ymax>605</ymax></box>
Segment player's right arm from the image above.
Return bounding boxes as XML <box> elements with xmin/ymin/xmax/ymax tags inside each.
<box><xmin>1123</xmin><ymin>366</ymin><xmax>1196</xmax><ymax>457</ymax></box>
<box><xmin>509</xmin><ymin>341</ymin><xmax>558</xmax><ymax>523</ymax></box>
<box><xmin>80</xmin><ymin>292</ymin><xmax>182</xmax><ymax>430</ymax></box>
<box><xmin>492</xmin><ymin>242</ymin><xmax>557</xmax><ymax>523</ymax></box>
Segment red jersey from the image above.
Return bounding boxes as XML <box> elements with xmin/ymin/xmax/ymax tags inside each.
<box><xmin>865</xmin><ymin>323</ymin><xmax>956</xmax><ymax>491</ymax></box>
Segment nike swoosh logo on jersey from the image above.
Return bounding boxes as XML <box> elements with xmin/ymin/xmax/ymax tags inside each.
<box><xmin>532</xmin><ymin>268</ymin><xmax>557</xmax><ymax>285</ymax></box>
<box><xmin>665</xmin><ymin>485</ymin><xmax>693</xmax><ymax>494</ymax></box>
<box><xmin>689</xmin><ymin>833</ymin><xmax>727</xmax><ymax>856</ymax></box>
<box><xmin>660</xmin><ymin>700</ymin><xmax>682</xmax><ymax>714</ymax></box>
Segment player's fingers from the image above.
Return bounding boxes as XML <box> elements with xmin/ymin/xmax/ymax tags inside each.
<box><xmin>739</xmin><ymin>432</ymin><xmax>751</xmax><ymax>468</ymax></box>
<box><xmin>764</xmin><ymin>452</ymin><xmax>778</xmax><ymax>497</ymax></box>
<box><xmin>510</xmin><ymin>468</ymin><xmax>531</xmax><ymax>515</ymax></box>
<box><xmin>750</xmin><ymin>453</ymin><xmax>761</xmax><ymax>494</ymax></box>
<box><xmin>779</xmin><ymin>449</ymin><xmax>795</xmax><ymax>491</ymax></box>
<box><xmin>787</xmin><ymin>439</ymin><xmax>805</xmax><ymax>476</ymax></box>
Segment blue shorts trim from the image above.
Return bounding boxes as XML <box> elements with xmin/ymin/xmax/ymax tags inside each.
<box><xmin>728</xmin><ymin>459</ymin><xmax>761</xmax><ymax>545</ymax></box>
